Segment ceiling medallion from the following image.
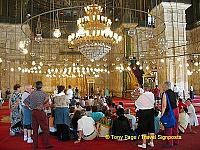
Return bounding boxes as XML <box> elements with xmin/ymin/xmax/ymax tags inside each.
<box><xmin>68</xmin><ymin>4</ymin><xmax>122</xmax><ymax>61</ymax></box>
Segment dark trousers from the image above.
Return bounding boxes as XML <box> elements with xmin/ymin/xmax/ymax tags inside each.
<box><xmin>56</xmin><ymin>124</ymin><xmax>70</xmax><ymax>141</ymax></box>
<box><xmin>32</xmin><ymin>110</ymin><xmax>51</xmax><ymax>150</ymax></box>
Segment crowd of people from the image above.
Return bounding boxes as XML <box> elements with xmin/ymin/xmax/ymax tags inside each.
<box><xmin>7</xmin><ymin>81</ymin><xmax>199</xmax><ymax>149</ymax></box>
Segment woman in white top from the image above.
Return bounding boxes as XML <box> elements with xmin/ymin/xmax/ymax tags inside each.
<box><xmin>74</xmin><ymin>110</ymin><xmax>97</xmax><ymax>143</ymax></box>
<box><xmin>136</xmin><ymin>89</ymin><xmax>155</xmax><ymax>149</ymax></box>
<box><xmin>186</xmin><ymin>99</ymin><xmax>199</xmax><ymax>133</ymax></box>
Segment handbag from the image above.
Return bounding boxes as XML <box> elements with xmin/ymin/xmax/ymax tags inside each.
<box><xmin>160</xmin><ymin>93</ymin><xmax>176</xmax><ymax>128</ymax></box>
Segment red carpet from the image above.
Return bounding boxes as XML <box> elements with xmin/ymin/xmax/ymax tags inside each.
<box><xmin>1</xmin><ymin>100</ymin><xmax>200</xmax><ymax>150</ymax></box>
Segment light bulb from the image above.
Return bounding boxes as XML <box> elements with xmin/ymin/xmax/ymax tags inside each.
<box><xmin>160</xmin><ymin>59</ymin><xmax>164</xmax><ymax>63</ymax></box>
<box><xmin>194</xmin><ymin>62</ymin><xmax>198</xmax><ymax>66</ymax></box>
<box><xmin>22</xmin><ymin>49</ymin><xmax>28</xmax><ymax>55</ymax></box>
<box><xmin>32</xmin><ymin>61</ymin><xmax>36</xmax><ymax>66</ymax></box>
<box><xmin>53</xmin><ymin>29</ymin><xmax>61</xmax><ymax>38</ymax></box>
<box><xmin>18</xmin><ymin>41</ymin><xmax>25</xmax><ymax>50</ymax></box>
<box><xmin>39</xmin><ymin>62</ymin><xmax>43</xmax><ymax>66</ymax></box>
<box><xmin>136</xmin><ymin>61</ymin><xmax>140</xmax><ymax>65</ymax></box>
<box><xmin>10</xmin><ymin>68</ymin><xmax>14</xmax><ymax>72</ymax></box>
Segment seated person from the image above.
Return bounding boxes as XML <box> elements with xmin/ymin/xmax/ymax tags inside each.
<box><xmin>86</xmin><ymin>106</ymin><xmax>92</xmax><ymax>117</ymax></box>
<box><xmin>75</xmin><ymin>102</ymin><xmax>83</xmax><ymax>111</ymax></box>
<box><xmin>74</xmin><ymin>110</ymin><xmax>97</xmax><ymax>143</ymax></box>
<box><xmin>154</xmin><ymin>107</ymin><xmax>161</xmax><ymax>134</ymax></box>
<box><xmin>186</xmin><ymin>98</ymin><xmax>199</xmax><ymax>133</ymax></box>
<box><xmin>71</xmin><ymin>110</ymin><xmax>82</xmax><ymax>139</ymax></box>
<box><xmin>178</xmin><ymin>98</ymin><xmax>189</xmax><ymax>133</ymax></box>
<box><xmin>124</xmin><ymin>108</ymin><xmax>136</xmax><ymax>130</ymax></box>
<box><xmin>112</xmin><ymin>108</ymin><xmax>132</xmax><ymax>137</ymax></box>
<box><xmin>91</xmin><ymin>106</ymin><xmax>105</xmax><ymax>122</ymax></box>
<box><xmin>96</xmin><ymin>110</ymin><xmax>112</xmax><ymax>137</ymax></box>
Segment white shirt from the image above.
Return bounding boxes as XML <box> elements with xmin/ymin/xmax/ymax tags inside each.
<box><xmin>135</xmin><ymin>91</ymin><xmax>155</xmax><ymax>110</ymax></box>
<box><xmin>78</xmin><ymin>116</ymin><xmax>95</xmax><ymax>135</ymax></box>
<box><xmin>54</xmin><ymin>92</ymin><xmax>70</xmax><ymax>108</ymax></box>
<box><xmin>173</xmin><ymin>86</ymin><xmax>179</xmax><ymax>93</ymax></box>
<box><xmin>22</xmin><ymin>91</ymin><xmax>30</xmax><ymax>106</ymax></box>
<box><xmin>67</xmin><ymin>89</ymin><xmax>73</xmax><ymax>99</ymax></box>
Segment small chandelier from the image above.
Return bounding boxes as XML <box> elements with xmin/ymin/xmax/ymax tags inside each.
<box><xmin>68</xmin><ymin>4</ymin><xmax>122</xmax><ymax>60</ymax></box>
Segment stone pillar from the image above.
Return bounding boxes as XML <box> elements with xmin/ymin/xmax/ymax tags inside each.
<box><xmin>152</xmin><ymin>2</ymin><xmax>191</xmax><ymax>96</ymax></box>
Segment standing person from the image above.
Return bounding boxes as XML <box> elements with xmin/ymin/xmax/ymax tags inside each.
<box><xmin>154</xmin><ymin>85</ymin><xmax>160</xmax><ymax>105</ymax></box>
<box><xmin>67</xmin><ymin>85</ymin><xmax>73</xmax><ymax>101</ymax></box>
<box><xmin>173</xmin><ymin>85</ymin><xmax>179</xmax><ymax>99</ymax></box>
<box><xmin>5</xmin><ymin>88</ymin><xmax>11</xmax><ymax>99</ymax></box>
<box><xmin>189</xmin><ymin>86</ymin><xmax>195</xmax><ymax>100</ymax></box>
<box><xmin>9</xmin><ymin>84</ymin><xmax>22</xmax><ymax>136</ymax></box>
<box><xmin>161</xmin><ymin>81</ymin><xmax>179</xmax><ymax>148</ymax></box>
<box><xmin>22</xmin><ymin>84</ymin><xmax>33</xmax><ymax>143</ymax></box>
<box><xmin>24</xmin><ymin>81</ymin><xmax>53</xmax><ymax>150</ymax></box>
<box><xmin>135</xmin><ymin>89</ymin><xmax>155</xmax><ymax>149</ymax></box>
<box><xmin>186</xmin><ymin>98</ymin><xmax>199</xmax><ymax>133</ymax></box>
<box><xmin>53</xmin><ymin>85</ymin><xmax>70</xmax><ymax>141</ymax></box>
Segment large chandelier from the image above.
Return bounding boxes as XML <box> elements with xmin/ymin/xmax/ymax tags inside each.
<box><xmin>68</xmin><ymin>4</ymin><xmax>122</xmax><ymax>60</ymax></box>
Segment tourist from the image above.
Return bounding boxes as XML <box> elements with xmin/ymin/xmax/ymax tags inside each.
<box><xmin>154</xmin><ymin>85</ymin><xmax>160</xmax><ymax>105</ymax></box>
<box><xmin>154</xmin><ymin>107</ymin><xmax>161</xmax><ymax>134</ymax></box>
<box><xmin>22</xmin><ymin>84</ymin><xmax>33</xmax><ymax>143</ymax></box>
<box><xmin>53</xmin><ymin>85</ymin><xmax>70</xmax><ymax>141</ymax></box>
<box><xmin>85</xmin><ymin>106</ymin><xmax>92</xmax><ymax>117</ymax></box>
<box><xmin>97</xmin><ymin>110</ymin><xmax>112</xmax><ymax>137</ymax></box>
<box><xmin>67</xmin><ymin>85</ymin><xmax>73</xmax><ymax>101</ymax></box>
<box><xmin>24</xmin><ymin>81</ymin><xmax>53</xmax><ymax>149</ymax></box>
<box><xmin>135</xmin><ymin>88</ymin><xmax>155</xmax><ymax>149</ymax></box>
<box><xmin>112</xmin><ymin>108</ymin><xmax>132</xmax><ymax>139</ymax></box>
<box><xmin>74</xmin><ymin>110</ymin><xmax>97</xmax><ymax>143</ymax></box>
<box><xmin>173</xmin><ymin>84</ymin><xmax>179</xmax><ymax>99</ymax></box>
<box><xmin>124</xmin><ymin>108</ymin><xmax>136</xmax><ymax>130</ymax></box>
<box><xmin>74</xmin><ymin>87</ymin><xmax>79</xmax><ymax>99</ymax></box>
<box><xmin>162</xmin><ymin>81</ymin><xmax>179</xmax><ymax>148</ymax></box>
<box><xmin>5</xmin><ymin>88</ymin><xmax>11</xmax><ymax>99</ymax></box>
<box><xmin>189</xmin><ymin>86</ymin><xmax>195</xmax><ymax>100</ymax></box>
<box><xmin>75</xmin><ymin>102</ymin><xmax>83</xmax><ymax>111</ymax></box>
<box><xmin>71</xmin><ymin>110</ymin><xmax>82</xmax><ymax>139</ymax></box>
<box><xmin>186</xmin><ymin>98</ymin><xmax>199</xmax><ymax>133</ymax></box>
<box><xmin>91</xmin><ymin>105</ymin><xmax>105</xmax><ymax>122</ymax></box>
<box><xmin>178</xmin><ymin>98</ymin><xmax>189</xmax><ymax>133</ymax></box>
<box><xmin>9</xmin><ymin>84</ymin><xmax>22</xmax><ymax>136</ymax></box>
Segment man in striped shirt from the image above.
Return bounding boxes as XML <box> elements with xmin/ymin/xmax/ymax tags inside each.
<box><xmin>24</xmin><ymin>81</ymin><xmax>53</xmax><ymax>149</ymax></box>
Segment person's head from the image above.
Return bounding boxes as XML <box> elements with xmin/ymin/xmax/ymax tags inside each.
<box><xmin>68</xmin><ymin>85</ymin><xmax>72</xmax><ymax>89</ymax></box>
<box><xmin>86</xmin><ymin>106</ymin><xmax>91</xmax><ymax>111</ymax></box>
<box><xmin>174</xmin><ymin>84</ymin><xmax>176</xmax><ymax>87</ymax></box>
<box><xmin>105</xmin><ymin>110</ymin><xmax>111</xmax><ymax>118</ymax></box>
<box><xmin>179</xmin><ymin>98</ymin><xmax>183</xmax><ymax>102</ymax></box>
<box><xmin>92</xmin><ymin>105</ymin><xmax>98</xmax><ymax>112</ymax></box>
<box><xmin>124</xmin><ymin>108</ymin><xmax>130</xmax><ymax>114</ymax></box>
<box><xmin>57</xmin><ymin>85</ymin><xmax>65</xmax><ymax>94</ymax></box>
<box><xmin>70</xmin><ymin>106</ymin><xmax>75</xmax><ymax>113</ymax></box>
<box><xmin>186</xmin><ymin>98</ymin><xmax>192</xmax><ymax>105</ymax></box>
<box><xmin>155</xmin><ymin>85</ymin><xmax>158</xmax><ymax>88</ymax></box>
<box><xmin>89</xmin><ymin>95</ymin><xmax>93</xmax><ymax>99</ymax></box>
<box><xmin>35</xmin><ymin>81</ymin><xmax>43</xmax><ymax>90</ymax></box>
<box><xmin>73</xmin><ymin>110</ymin><xmax>82</xmax><ymax>119</ymax></box>
<box><xmin>163</xmin><ymin>81</ymin><xmax>171</xmax><ymax>91</ymax></box>
<box><xmin>76</xmin><ymin>102</ymin><xmax>80</xmax><ymax>107</ymax></box>
<box><xmin>116</xmin><ymin>108</ymin><xmax>125</xmax><ymax>117</ymax></box>
<box><xmin>14</xmin><ymin>84</ymin><xmax>21</xmax><ymax>91</ymax></box>
<box><xmin>119</xmin><ymin>102</ymin><xmax>124</xmax><ymax>107</ymax></box>
<box><xmin>81</xmin><ymin>109</ymin><xmax>87</xmax><ymax>116</ymax></box>
<box><xmin>25</xmin><ymin>84</ymin><xmax>32</xmax><ymax>93</ymax></box>
<box><xmin>111</xmin><ymin>102</ymin><xmax>115</xmax><ymax>108</ymax></box>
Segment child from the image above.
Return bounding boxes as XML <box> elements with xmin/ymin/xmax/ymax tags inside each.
<box><xmin>186</xmin><ymin>98</ymin><xmax>199</xmax><ymax>133</ymax></box>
